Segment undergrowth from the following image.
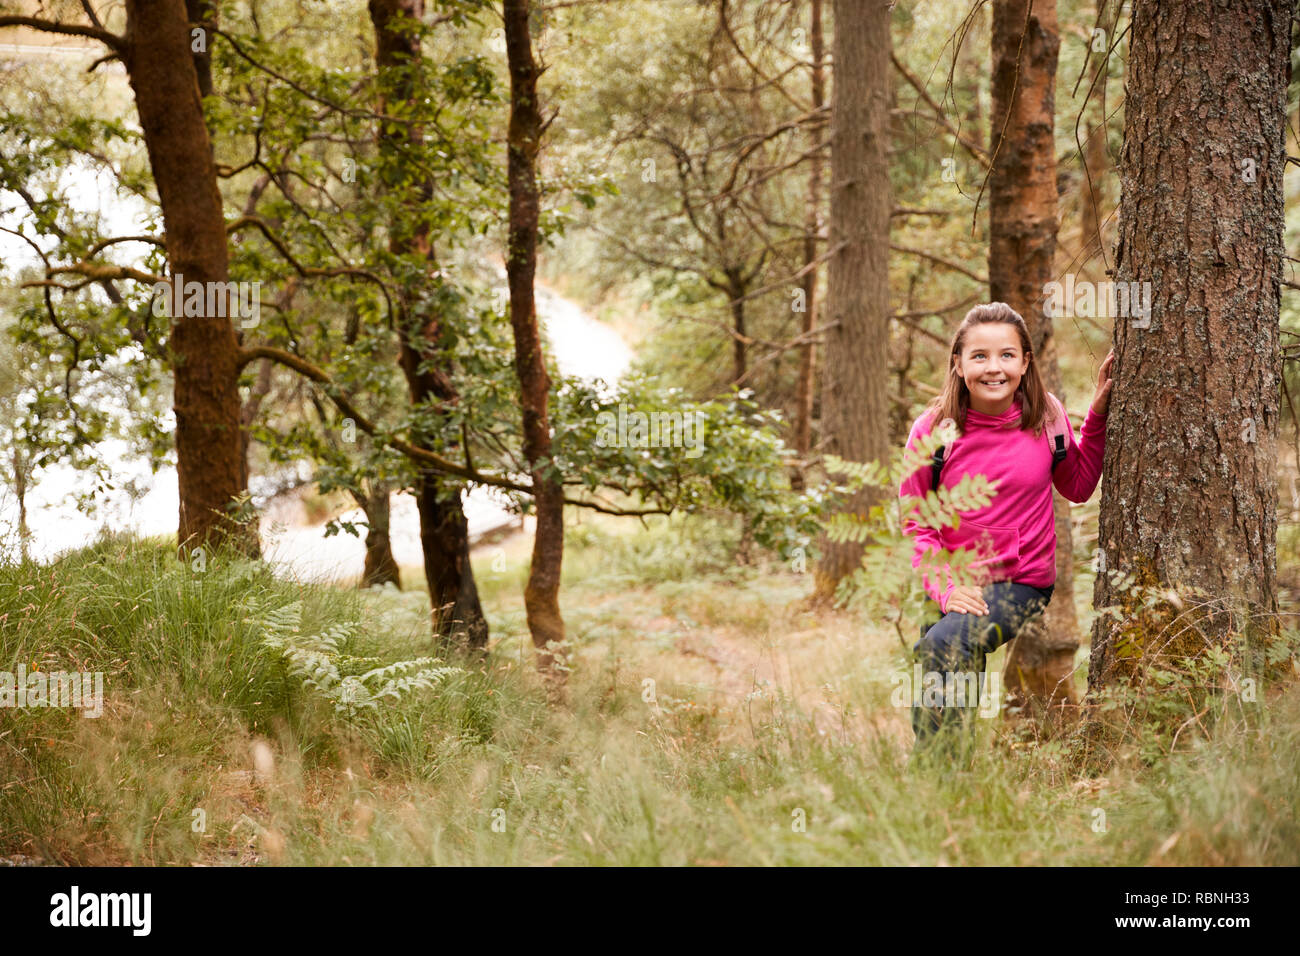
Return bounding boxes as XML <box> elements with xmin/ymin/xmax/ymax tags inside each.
<box><xmin>0</xmin><ymin>520</ymin><xmax>1296</xmax><ymax>865</ymax></box>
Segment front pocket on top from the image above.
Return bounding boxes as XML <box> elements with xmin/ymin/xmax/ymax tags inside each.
<box><xmin>945</xmin><ymin>519</ymin><xmax>1020</xmax><ymax>582</ymax></box>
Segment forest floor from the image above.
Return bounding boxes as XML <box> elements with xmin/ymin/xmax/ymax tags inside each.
<box><xmin>1</xmin><ymin>513</ymin><xmax>1298</xmax><ymax>866</ymax></box>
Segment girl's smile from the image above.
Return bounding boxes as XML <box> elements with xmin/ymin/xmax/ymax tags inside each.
<box><xmin>955</xmin><ymin>323</ymin><xmax>1030</xmax><ymax>416</ymax></box>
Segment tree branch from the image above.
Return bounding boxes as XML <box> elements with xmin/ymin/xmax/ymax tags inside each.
<box><xmin>890</xmin><ymin>242</ymin><xmax>987</xmax><ymax>284</ymax></box>
<box><xmin>891</xmin><ymin>51</ymin><xmax>990</xmax><ymax>170</ymax></box>
<box><xmin>226</xmin><ymin>215</ymin><xmax>395</xmax><ymax>318</ymax></box>
<box><xmin>237</xmin><ymin>345</ymin><xmax>670</xmax><ymax>517</ymax></box>
<box><xmin>0</xmin><ymin>15</ymin><xmax>126</xmax><ymax>55</ymax></box>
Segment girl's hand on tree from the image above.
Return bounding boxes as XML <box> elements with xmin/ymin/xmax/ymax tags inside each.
<box><xmin>945</xmin><ymin>585</ymin><xmax>989</xmax><ymax>616</ymax></box>
<box><xmin>1091</xmin><ymin>349</ymin><xmax>1115</xmax><ymax>417</ymax></box>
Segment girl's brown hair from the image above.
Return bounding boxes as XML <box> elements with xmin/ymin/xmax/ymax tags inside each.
<box><xmin>923</xmin><ymin>302</ymin><xmax>1057</xmax><ymax>435</ymax></box>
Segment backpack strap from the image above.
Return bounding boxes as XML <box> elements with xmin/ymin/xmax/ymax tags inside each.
<box><xmin>1045</xmin><ymin>393</ymin><xmax>1069</xmax><ymax>471</ymax></box>
<box><xmin>928</xmin><ymin>397</ymin><xmax>1070</xmax><ymax>490</ymax></box>
<box><xmin>930</xmin><ymin>415</ymin><xmax>954</xmax><ymax>492</ymax></box>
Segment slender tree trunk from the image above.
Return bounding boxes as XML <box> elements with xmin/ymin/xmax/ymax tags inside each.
<box><xmin>370</xmin><ymin>0</ymin><xmax>488</xmax><ymax>650</ymax></box>
<box><xmin>306</xmin><ymin>390</ymin><xmax>406</xmax><ymax>593</ymax></box>
<box><xmin>730</xmin><ymin>287</ymin><xmax>748</xmax><ymax>387</ymax></box>
<box><xmin>504</xmin><ymin>0</ymin><xmax>567</xmax><ymax>687</ymax></box>
<box><xmin>792</xmin><ymin>0</ymin><xmax>826</xmax><ymax>491</ymax></box>
<box><xmin>813</xmin><ymin>0</ymin><xmax>893</xmax><ymax>598</ymax></box>
<box><xmin>1088</xmin><ymin>0</ymin><xmax>1288</xmax><ymax>703</ymax></box>
<box><xmin>12</xmin><ymin>444</ymin><xmax>29</xmax><ymax>562</ymax></box>
<box><xmin>124</xmin><ymin>0</ymin><xmax>252</xmax><ymax>556</ymax></box>
<box><xmin>986</xmin><ymin>0</ymin><xmax>1080</xmax><ymax>720</ymax></box>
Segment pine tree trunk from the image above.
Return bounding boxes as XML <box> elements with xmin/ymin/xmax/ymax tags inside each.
<box><xmin>1088</xmin><ymin>0</ymin><xmax>1288</xmax><ymax>700</ymax></box>
<box><xmin>504</xmin><ymin>0</ymin><xmax>567</xmax><ymax>689</ymax></box>
<box><xmin>370</xmin><ymin>0</ymin><xmax>488</xmax><ymax>651</ymax></box>
<box><xmin>792</xmin><ymin>0</ymin><xmax>826</xmax><ymax>492</ymax></box>
<box><xmin>124</xmin><ymin>0</ymin><xmax>253</xmax><ymax>557</ymax></box>
<box><xmin>986</xmin><ymin>0</ymin><xmax>1081</xmax><ymax>721</ymax></box>
<box><xmin>814</xmin><ymin>0</ymin><xmax>893</xmax><ymax>598</ymax></box>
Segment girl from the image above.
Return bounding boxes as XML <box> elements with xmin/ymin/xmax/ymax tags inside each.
<box><xmin>897</xmin><ymin>302</ymin><xmax>1114</xmax><ymax>755</ymax></box>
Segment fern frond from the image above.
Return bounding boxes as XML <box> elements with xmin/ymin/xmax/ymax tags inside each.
<box><xmin>257</xmin><ymin>607</ymin><xmax>463</xmax><ymax>718</ymax></box>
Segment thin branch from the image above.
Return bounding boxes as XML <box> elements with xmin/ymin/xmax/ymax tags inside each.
<box><xmin>891</xmin><ymin>51</ymin><xmax>991</xmax><ymax>170</ymax></box>
<box><xmin>47</xmin><ymin>262</ymin><xmax>165</xmax><ymax>285</ymax></box>
<box><xmin>238</xmin><ymin>345</ymin><xmax>670</xmax><ymax>516</ymax></box>
<box><xmin>225</xmin><ymin>215</ymin><xmax>395</xmax><ymax>318</ymax></box>
<box><xmin>83</xmin><ymin>234</ymin><xmax>166</xmax><ymax>256</ymax></box>
<box><xmin>890</xmin><ymin>242</ymin><xmax>987</xmax><ymax>284</ymax></box>
<box><xmin>733</xmin><ymin>321</ymin><xmax>840</xmax><ymax>386</ymax></box>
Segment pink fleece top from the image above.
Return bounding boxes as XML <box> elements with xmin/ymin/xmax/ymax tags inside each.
<box><xmin>898</xmin><ymin>391</ymin><xmax>1107</xmax><ymax>612</ymax></box>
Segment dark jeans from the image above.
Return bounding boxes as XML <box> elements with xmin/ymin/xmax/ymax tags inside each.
<box><xmin>910</xmin><ymin>581</ymin><xmax>1054</xmax><ymax>750</ymax></box>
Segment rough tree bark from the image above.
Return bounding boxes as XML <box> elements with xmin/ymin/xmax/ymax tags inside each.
<box><xmin>0</xmin><ymin>3</ymin><xmax>255</xmax><ymax>556</ymax></box>
<box><xmin>503</xmin><ymin>0</ymin><xmax>567</xmax><ymax>687</ymax></box>
<box><xmin>813</xmin><ymin>0</ymin><xmax>893</xmax><ymax>598</ymax></box>
<box><xmin>791</xmin><ymin>0</ymin><xmax>825</xmax><ymax>491</ymax></box>
<box><xmin>986</xmin><ymin>0</ymin><xmax>1081</xmax><ymax>719</ymax></box>
<box><xmin>1088</xmin><ymin>0</ymin><xmax>1288</xmax><ymax>700</ymax></box>
<box><xmin>124</xmin><ymin>0</ymin><xmax>253</xmax><ymax>556</ymax></box>
<box><xmin>369</xmin><ymin>0</ymin><xmax>488</xmax><ymax>650</ymax></box>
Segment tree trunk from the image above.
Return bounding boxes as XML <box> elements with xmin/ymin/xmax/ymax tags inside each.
<box><xmin>370</xmin><ymin>0</ymin><xmax>488</xmax><ymax>651</ymax></box>
<box><xmin>986</xmin><ymin>0</ymin><xmax>1079</xmax><ymax>719</ymax></box>
<box><xmin>184</xmin><ymin>0</ymin><xmax>216</xmax><ymax>101</ymax></box>
<box><xmin>124</xmin><ymin>0</ymin><xmax>252</xmax><ymax>556</ymax></box>
<box><xmin>730</xmin><ymin>287</ymin><xmax>748</xmax><ymax>388</ymax></box>
<box><xmin>792</xmin><ymin>0</ymin><xmax>826</xmax><ymax>491</ymax></box>
<box><xmin>504</xmin><ymin>0</ymin><xmax>567</xmax><ymax>689</ymax></box>
<box><xmin>12</xmin><ymin>444</ymin><xmax>29</xmax><ymax>562</ymax></box>
<box><xmin>1088</xmin><ymin>0</ymin><xmax>1287</xmax><ymax>700</ymax></box>
<box><xmin>358</xmin><ymin>485</ymin><xmax>401</xmax><ymax>589</ymax></box>
<box><xmin>813</xmin><ymin>0</ymin><xmax>893</xmax><ymax>598</ymax></box>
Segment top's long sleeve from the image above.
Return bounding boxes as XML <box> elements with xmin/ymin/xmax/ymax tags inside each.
<box><xmin>1052</xmin><ymin>402</ymin><xmax>1108</xmax><ymax>503</ymax></box>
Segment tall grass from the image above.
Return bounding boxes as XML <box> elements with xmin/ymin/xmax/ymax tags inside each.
<box><xmin>0</xmin><ymin>520</ymin><xmax>1296</xmax><ymax>865</ymax></box>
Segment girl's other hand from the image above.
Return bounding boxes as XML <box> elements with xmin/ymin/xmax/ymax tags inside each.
<box><xmin>946</xmin><ymin>585</ymin><xmax>989</xmax><ymax>615</ymax></box>
<box><xmin>1091</xmin><ymin>349</ymin><xmax>1115</xmax><ymax>417</ymax></box>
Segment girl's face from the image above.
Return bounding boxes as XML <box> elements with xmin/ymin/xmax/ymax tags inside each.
<box><xmin>954</xmin><ymin>322</ymin><xmax>1030</xmax><ymax>415</ymax></box>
